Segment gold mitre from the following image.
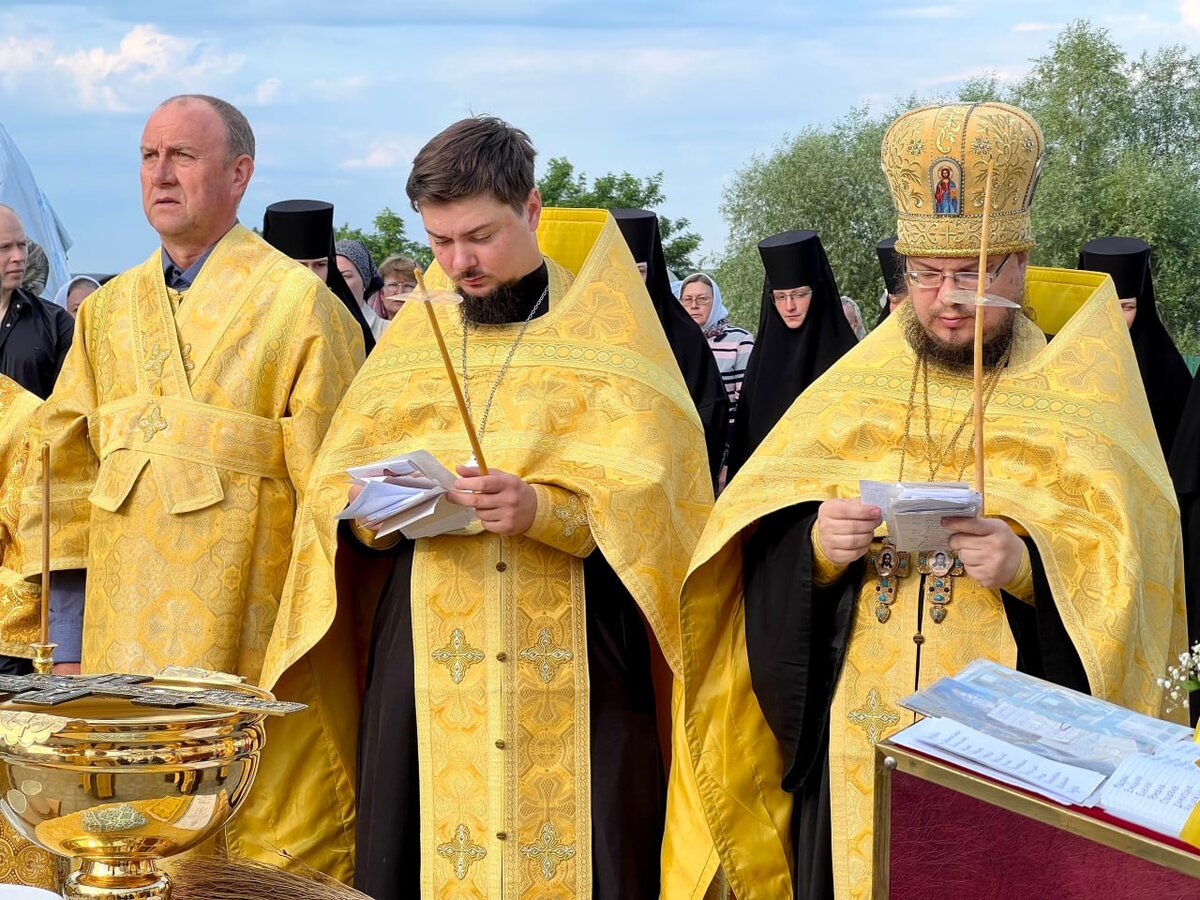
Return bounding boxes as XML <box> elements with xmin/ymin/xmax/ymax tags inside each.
<box><xmin>881</xmin><ymin>102</ymin><xmax>1045</xmax><ymax>258</ymax></box>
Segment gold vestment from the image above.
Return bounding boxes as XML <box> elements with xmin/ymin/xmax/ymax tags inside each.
<box><xmin>21</xmin><ymin>224</ymin><xmax>365</xmax><ymax>880</ymax></box>
<box><xmin>275</xmin><ymin>208</ymin><xmax>712</xmax><ymax>897</ymax></box>
<box><xmin>665</xmin><ymin>268</ymin><xmax>1185</xmax><ymax>899</ymax></box>
<box><xmin>0</xmin><ymin>375</ymin><xmax>57</xmax><ymax>890</ymax></box>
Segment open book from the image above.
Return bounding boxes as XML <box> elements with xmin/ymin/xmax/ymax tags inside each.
<box><xmin>333</xmin><ymin>450</ymin><xmax>476</xmax><ymax>540</ymax></box>
<box><xmin>893</xmin><ymin>660</ymin><xmax>1200</xmax><ymax>843</ymax></box>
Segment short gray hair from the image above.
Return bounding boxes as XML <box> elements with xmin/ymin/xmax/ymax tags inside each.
<box><xmin>159</xmin><ymin>94</ymin><xmax>255</xmax><ymax>161</ymax></box>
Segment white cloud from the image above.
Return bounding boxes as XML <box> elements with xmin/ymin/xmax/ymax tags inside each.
<box><xmin>915</xmin><ymin>65</ymin><xmax>1024</xmax><ymax>88</ymax></box>
<box><xmin>52</xmin><ymin>25</ymin><xmax>244</xmax><ymax>111</ymax></box>
<box><xmin>254</xmin><ymin>77</ymin><xmax>282</xmax><ymax>105</ymax></box>
<box><xmin>0</xmin><ymin>36</ymin><xmax>52</xmax><ymax>75</ymax></box>
<box><xmin>341</xmin><ymin>143</ymin><xmax>404</xmax><ymax>170</ymax></box>
<box><xmin>1181</xmin><ymin>1</ymin><xmax>1200</xmax><ymax>31</ymax></box>
<box><xmin>892</xmin><ymin>5</ymin><xmax>963</xmax><ymax>19</ymax></box>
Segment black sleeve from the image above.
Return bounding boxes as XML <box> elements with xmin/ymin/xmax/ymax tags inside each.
<box><xmin>743</xmin><ymin>502</ymin><xmax>861</xmax><ymax>791</ymax></box>
<box><xmin>1001</xmin><ymin>538</ymin><xmax>1090</xmax><ymax>694</ymax></box>
<box><xmin>51</xmin><ymin>305</ymin><xmax>74</xmax><ymax>388</ymax></box>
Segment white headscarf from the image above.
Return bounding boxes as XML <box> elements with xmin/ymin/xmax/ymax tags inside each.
<box><xmin>673</xmin><ymin>271</ymin><xmax>730</xmax><ymax>334</ymax></box>
<box><xmin>52</xmin><ymin>275</ymin><xmax>100</xmax><ymax>309</ymax></box>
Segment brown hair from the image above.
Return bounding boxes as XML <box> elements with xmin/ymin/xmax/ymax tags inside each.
<box><xmin>160</xmin><ymin>94</ymin><xmax>255</xmax><ymax>161</ymax></box>
<box><xmin>379</xmin><ymin>255</ymin><xmax>417</xmax><ymax>282</ymax></box>
<box><xmin>406</xmin><ymin>116</ymin><xmax>536</xmax><ymax>213</ymax></box>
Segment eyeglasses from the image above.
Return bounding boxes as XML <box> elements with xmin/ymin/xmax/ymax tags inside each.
<box><xmin>906</xmin><ymin>254</ymin><xmax>1012</xmax><ymax>291</ymax></box>
<box><xmin>773</xmin><ymin>288</ymin><xmax>813</xmax><ymax>303</ymax></box>
<box><xmin>382</xmin><ymin>280</ymin><xmax>417</xmax><ymax>296</ymax></box>
<box><xmin>680</xmin><ymin>295</ymin><xmax>713</xmax><ymax>308</ymax></box>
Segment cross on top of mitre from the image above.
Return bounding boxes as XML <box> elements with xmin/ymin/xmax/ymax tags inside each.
<box><xmin>0</xmin><ymin>672</ymin><xmax>304</xmax><ymax>717</ymax></box>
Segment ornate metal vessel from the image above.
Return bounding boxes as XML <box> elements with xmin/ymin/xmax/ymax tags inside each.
<box><xmin>0</xmin><ymin>670</ymin><xmax>300</xmax><ymax>899</ymax></box>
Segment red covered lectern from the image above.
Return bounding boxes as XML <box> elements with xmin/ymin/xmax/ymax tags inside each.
<box><xmin>874</xmin><ymin>743</ymin><xmax>1200</xmax><ymax>899</ymax></box>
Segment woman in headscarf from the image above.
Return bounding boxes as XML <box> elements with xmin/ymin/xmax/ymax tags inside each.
<box><xmin>724</xmin><ymin>229</ymin><xmax>858</xmax><ymax>480</ymax></box>
<box><xmin>373</xmin><ymin>255</ymin><xmax>418</xmax><ymax>322</ymax></box>
<box><xmin>52</xmin><ymin>275</ymin><xmax>100</xmax><ymax>317</ymax></box>
<box><xmin>611</xmin><ymin>208</ymin><xmax>728</xmax><ymax>486</ymax></box>
<box><xmin>335</xmin><ymin>239</ymin><xmax>387</xmax><ymax>342</ymax></box>
<box><xmin>676</xmin><ymin>271</ymin><xmax>754</xmax><ymax>481</ymax></box>
<box><xmin>1079</xmin><ymin>237</ymin><xmax>1190</xmax><ymax>455</ymax></box>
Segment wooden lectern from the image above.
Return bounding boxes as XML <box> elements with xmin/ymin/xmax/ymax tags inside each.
<box><xmin>874</xmin><ymin>743</ymin><xmax>1200</xmax><ymax>899</ymax></box>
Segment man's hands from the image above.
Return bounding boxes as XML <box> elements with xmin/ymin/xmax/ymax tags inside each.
<box><xmin>816</xmin><ymin>500</ymin><xmax>882</xmax><ymax>565</ymax></box>
<box><xmin>447</xmin><ymin>466</ymin><xmax>537</xmax><ymax>535</ymax></box>
<box><xmin>944</xmin><ymin>517</ymin><xmax>1026</xmax><ymax>589</ymax></box>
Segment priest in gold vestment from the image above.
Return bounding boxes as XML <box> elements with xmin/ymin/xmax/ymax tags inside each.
<box><xmin>0</xmin><ymin>375</ymin><xmax>59</xmax><ymax>892</ymax></box>
<box><xmin>276</xmin><ymin>117</ymin><xmax>712</xmax><ymax>898</ymax></box>
<box><xmin>20</xmin><ymin>95</ymin><xmax>364</xmax><ymax>880</ymax></box>
<box><xmin>663</xmin><ymin>102</ymin><xmax>1185</xmax><ymax>900</ymax></box>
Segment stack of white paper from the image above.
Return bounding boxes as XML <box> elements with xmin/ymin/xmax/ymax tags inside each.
<box><xmin>334</xmin><ymin>450</ymin><xmax>476</xmax><ymax>540</ymax></box>
<box><xmin>860</xmin><ymin>480</ymin><xmax>981</xmax><ymax>552</ymax></box>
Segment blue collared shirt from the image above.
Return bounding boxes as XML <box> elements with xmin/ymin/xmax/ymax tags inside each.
<box><xmin>161</xmin><ymin>244</ymin><xmax>217</xmax><ymax>291</ymax></box>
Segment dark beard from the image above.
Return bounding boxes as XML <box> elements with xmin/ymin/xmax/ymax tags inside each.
<box><xmin>457</xmin><ymin>279</ymin><xmax>527</xmax><ymax>328</ymax></box>
<box><xmin>903</xmin><ymin>308</ymin><xmax>1017</xmax><ymax>372</ymax></box>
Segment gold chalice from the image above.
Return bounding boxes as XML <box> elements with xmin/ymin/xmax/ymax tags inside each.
<box><xmin>0</xmin><ymin>669</ymin><xmax>302</xmax><ymax>899</ymax></box>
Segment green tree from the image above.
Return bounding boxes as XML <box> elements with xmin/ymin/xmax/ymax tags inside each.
<box><xmin>714</xmin><ymin>20</ymin><xmax>1200</xmax><ymax>350</ymax></box>
<box><xmin>714</xmin><ymin>104</ymin><xmax>899</xmax><ymax>328</ymax></box>
<box><xmin>537</xmin><ymin>157</ymin><xmax>703</xmax><ymax>274</ymax></box>
<box><xmin>335</xmin><ymin>207</ymin><xmax>431</xmax><ymax>269</ymax></box>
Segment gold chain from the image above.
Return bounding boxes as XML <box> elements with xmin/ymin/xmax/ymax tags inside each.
<box><xmin>898</xmin><ymin>346</ymin><xmax>1010</xmax><ymax>483</ymax></box>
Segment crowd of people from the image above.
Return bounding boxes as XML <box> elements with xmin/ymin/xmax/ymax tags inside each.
<box><xmin>0</xmin><ymin>92</ymin><xmax>1196</xmax><ymax>900</ymax></box>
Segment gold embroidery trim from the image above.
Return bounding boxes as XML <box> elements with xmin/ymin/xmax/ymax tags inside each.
<box><xmin>437</xmin><ymin>823</ymin><xmax>486</xmax><ymax>880</ymax></box>
<box><xmin>847</xmin><ymin>689</ymin><xmax>900</xmax><ymax>747</ymax></box>
<box><xmin>520</xmin><ymin>821</ymin><xmax>576</xmax><ymax>881</ymax></box>
<box><xmin>431</xmin><ymin>628</ymin><xmax>484</xmax><ymax>685</ymax></box>
<box><xmin>519</xmin><ymin>627</ymin><xmax>573</xmax><ymax>684</ymax></box>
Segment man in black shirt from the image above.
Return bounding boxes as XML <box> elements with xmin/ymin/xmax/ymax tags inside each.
<box><xmin>0</xmin><ymin>205</ymin><xmax>73</xmax><ymax>399</ymax></box>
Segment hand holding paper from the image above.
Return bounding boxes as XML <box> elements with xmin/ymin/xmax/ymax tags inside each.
<box><xmin>335</xmin><ymin>450</ymin><xmax>476</xmax><ymax>540</ymax></box>
<box><xmin>447</xmin><ymin>466</ymin><xmax>538</xmax><ymax>536</ymax></box>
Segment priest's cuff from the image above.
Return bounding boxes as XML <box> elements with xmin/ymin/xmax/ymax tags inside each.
<box><xmin>1004</xmin><ymin>543</ymin><xmax>1035</xmax><ymax>605</ymax></box>
<box><xmin>526</xmin><ymin>484</ymin><xmax>596</xmax><ymax>558</ymax></box>
<box><xmin>809</xmin><ymin>522</ymin><xmax>849</xmax><ymax>587</ymax></box>
<box><xmin>348</xmin><ymin>519</ymin><xmax>404</xmax><ymax>552</ymax></box>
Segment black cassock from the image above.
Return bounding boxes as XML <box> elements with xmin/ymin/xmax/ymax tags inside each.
<box><xmin>741</xmin><ymin>502</ymin><xmax>1090</xmax><ymax>899</ymax></box>
<box><xmin>1169</xmin><ymin>369</ymin><xmax>1200</xmax><ymax>723</ymax></box>
<box><xmin>350</xmin><ymin>263</ymin><xmax>666</xmax><ymax>899</ymax></box>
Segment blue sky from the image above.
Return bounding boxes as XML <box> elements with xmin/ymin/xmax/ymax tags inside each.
<box><xmin>0</xmin><ymin>0</ymin><xmax>1194</xmax><ymax>273</ymax></box>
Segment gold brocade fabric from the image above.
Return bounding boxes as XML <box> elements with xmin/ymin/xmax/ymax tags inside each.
<box><xmin>668</xmin><ymin>267</ymin><xmax>1185</xmax><ymax>900</ymax></box>
<box><xmin>0</xmin><ymin>376</ymin><xmax>57</xmax><ymax>891</ymax></box>
<box><xmin>0</xmin><ymin>375</ymin><xmax>41</xmax><ymax>658</ymax></box>
<box><xmin>19</xmin><ymin>224</ymin><xmax>365</xmax><ymax>881</ymax></box>
<box><xmin>882</xmin><ymin>102</ymin><xmax>1045</xmax><ymax>257</ymax></box>
<box><xmin>274</xmin><ymin>208</ymin><xmax>712</xmax><ymax>898</ymax></box>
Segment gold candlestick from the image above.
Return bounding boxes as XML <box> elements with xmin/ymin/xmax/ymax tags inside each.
<box><xmin>31</xmin><ymin>442</ymin><xmax>55</xmax><ymax>675</ymax></box>
<box><xmin>413</xmin><ymin>266</ymin><xmax>490</xmax><ymax>475</ymax></box>
<box><xmin>972</xmin><ymin>160</ymin><xmax>996</xmax><ymax>509</ymax></box>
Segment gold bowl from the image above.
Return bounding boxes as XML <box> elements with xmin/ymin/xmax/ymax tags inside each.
<box><xmin>0</xmin><ymin>674</ymin><xmax>275</xmax><ymax>899</ymax></box>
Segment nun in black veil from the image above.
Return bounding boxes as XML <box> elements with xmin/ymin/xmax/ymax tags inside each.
<box><xmin>724</xmin><ymin>230</ymin><xmax>858</xmax><ymax>479</ymax></box>
<box><xmin>263</xmin><ymin>198</ymin><xmax>376</xmax><ymax>354</ymax></box>
<box><xmin>1079</xmin><ymin>236</ymin><xmax>1188</xmax><ymax>456</ymax></box>
<box><xmin>612</xmin><ymin>208</ymin><xmax>727</xmax><ymax>485</ymax></box>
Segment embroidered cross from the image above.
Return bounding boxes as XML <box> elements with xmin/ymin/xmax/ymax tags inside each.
<box><xmin>143</xmin><ymin>346</ymin><xmax>171</xmax><ymax>378</ymax></box>
<box><xmin>181</xmin><ymin>343</ymin><xmax>195</xmax><ymax>372</ymax></box>
<box><xmin>519</xmin><ymin>627</ymin><xmax>572</xmax><ymax>684</ymax></box>
<box><xmin>431</xmin><ymin>629</ymin><xmax>484</xmax><ymax>685</ymax></box>
<box><xmin>520</xmin><ymin>822</ymin><xmax>576</xmax><ymax>881</ymax></box>
<box><xmin>437</xmin><ymin>823</ymin><xmax>486</xmax><ymax>880</ymax></box>
<box><xmin>137</xmin><ymin>406</ymin><xmax>168</xmax><ymax>442</ymax></box>
<box><xmin>848</xmin><ymin>688</ymin><xmax>900</xmax><ymax>746</ymax></box>
<box><xmin>552</xmin><ymin>495</ymin><xmax>589</xmax><ymax>538</ymax></box>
